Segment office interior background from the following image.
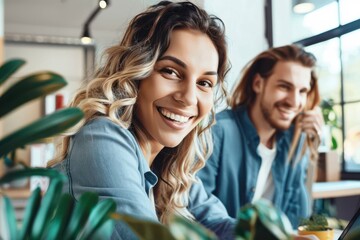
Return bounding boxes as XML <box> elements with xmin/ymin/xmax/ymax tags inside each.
<box><xmin>1</xmin><ymin>0</ymin><xmax>360</xmax><ymax>223</ymax></box>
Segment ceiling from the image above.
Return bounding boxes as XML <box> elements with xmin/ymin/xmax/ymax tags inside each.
<box><xmin>4</xmin><ymin>0</ymin><xmax>159</xmax><ymax>36</ymax></box>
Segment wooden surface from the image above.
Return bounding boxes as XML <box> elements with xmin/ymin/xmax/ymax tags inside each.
<box><xmin>1</xmin><ymin>188</ymin><xmax>31</xmax><ymax>198</ymax></box>
<box><xmin>312</xmin><ymin>180</ymin><xmax>360</xmax><ymax>199</ymax></box>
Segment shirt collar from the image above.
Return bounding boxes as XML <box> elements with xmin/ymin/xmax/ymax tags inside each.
<box><xmin>234</xmin><ymin>105</ymin><xmax>294</xmax><ymax>148</ymax></box>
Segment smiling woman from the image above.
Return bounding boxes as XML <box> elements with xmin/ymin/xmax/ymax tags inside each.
<box><xmin>47</xmin><ymin>1</ymin><xmax>235</xmax><ymax>239</ymax></box>
<box><xmin>136</xmin><ymin>29</ymin><xmax>219</xmax><ymax>158</ymax></box>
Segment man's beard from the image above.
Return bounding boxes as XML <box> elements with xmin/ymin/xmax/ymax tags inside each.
<box><xmin>260</xmin><ymin>100</ymin><xmax>293</xmax><ymax>131</ymax></box>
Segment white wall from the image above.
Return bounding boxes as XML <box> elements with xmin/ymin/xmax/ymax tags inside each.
<box><xmin>272</xmin><ymin>0</ymin><xmax>292</xmax><ymax>46</ymax></box>
<box><xmin>204</xmin><ymin>0</ymin><xmax>268</xmax><ymax>92</ymax></box>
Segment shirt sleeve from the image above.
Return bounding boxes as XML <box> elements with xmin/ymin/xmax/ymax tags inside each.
<box><xmin>189</xmin><ymin>177</ymin><xmax>236</xmax><ymax>240</ymax></box>
<box><xmin>197</xmin><ymin>123</ymin><xmax>224</xmax><ymax>194</ymax></box>
<box><xmin>63</xmin><ymin>119</ymin><xmax>158</xmax><ymax>239</ymax></box>
<box><xmin>284</xmin><ymin>148</ymin><xmax>311</xmax><ymax>228</ymax></box>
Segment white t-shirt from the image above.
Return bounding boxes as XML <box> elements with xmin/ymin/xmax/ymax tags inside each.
<box><xmin>252</xmin><ymin>142</ymin><xmax>276</xmax><ymax>202</ymax></box>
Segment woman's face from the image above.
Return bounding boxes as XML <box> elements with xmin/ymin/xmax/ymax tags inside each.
<box><xmin>136</xmin><ymin>29</ymin><xmax>219</xmax><ymax>154</ymax></box>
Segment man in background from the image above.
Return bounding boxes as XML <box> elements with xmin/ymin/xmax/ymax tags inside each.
<box><xmin>198</xmin><ymin>44</ymin><xmax>324</xmax><ymax>228</ymax></box>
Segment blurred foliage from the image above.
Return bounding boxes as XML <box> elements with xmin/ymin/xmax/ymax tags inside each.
<box><xmin>320</xmin><ymin>98</ymin><xmax>341</xmax><ymax>149</ymax></box>
<box><xmin>235</xmin><ymin>199</ymin><xmax>294</xmax><ymax>240</ymax></box>
<box><xmin>299</xmin><ymin>214</ymin><xmax>329</xmax><ymax>231</ymax></box>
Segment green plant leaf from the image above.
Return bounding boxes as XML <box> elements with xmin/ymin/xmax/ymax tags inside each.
<box><xmin>253</xmin><ymin>201</ymin><xmax>291</xmax><ymax>240</ymax></box>
<box><xmin>0</xmin><ymin>107</ymin><xmax>84</xmax><ymax>159</ymax></box>
<box><xmin>235</xmin><ymin>206</ymin><xmax>257</xmax><ymax>240</ymax></box>
<box><xmin>169</xmin><ymin>215</ymin><xmax>218</xmax><ymax>240</ymax></box>
<box><xmin>0</xmin><ymin>71</ymin><xmax>66</xmax><ymax>117</ymax></box>
<box><xmin>18</xmin><ymin>187</ymin><xmax>42</xmax><ymax>240</ymax></box>
<box><xmin>331</xmin><ymin>136</ymin><xmax>338</xmax><ymax>150</ymax></box>
<box><xmin>64</xmin><ymin>192</ymin><xmax>99</xmax><ymax>240</ymax></box>
<box><xmin>45</xmin><ymin>193</ymin><xmax>75</xmax><ymax>240</ymax></box>
<box><xmin>0</xmin><ymin>168</ymin><xmax>65</xmax><ymax>185</ymax></box>
<box><xmin>80</xmin><ymin>199</ymin><xmax>116</xmax><ymax>239</ymax></box>
<box><xmin>31</xmin><ymin>178</ymin><xmax>64</xmax><ymax>239</ymax></box>
<box><xmin>111</xmin><ymin>213</ymin><xmax>176</xmax><ymax>240</ymax></box>
<box><xmin>235</xmin><ymin>200</ymin><xmax>293</xmax><ymax>240</ymax></box>
<box><xmin>2</xmin><ymin>196</ymin><xmax>18</xmax><ymax>240</ymax></box>
<box><xmin>0</xmin><ymin>59</ymin><xmax>25</xmax><ymax>86</ymax></box>
<box><xmin>89</xmin><ymin>219</ymin><xmax>115</xmax><ymax>240</ymax></box>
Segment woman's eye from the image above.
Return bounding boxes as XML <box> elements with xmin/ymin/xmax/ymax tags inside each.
<box><xmin>198</xmin><ymin>80</ymin><xmax>213</xmax><ymax>88</ymax></box>
<box><xmin>160</xmin><ymin>67</ymin><xmax>179</xmax><ymax>78</ymax></box>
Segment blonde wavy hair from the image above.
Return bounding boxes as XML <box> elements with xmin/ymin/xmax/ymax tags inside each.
<box><xmin>230</xmin><ymin>44</ymin><xmax>320</xmax><ymax>164</ymax></box>
<box><xmin>48</xmin><ymin>1</ymin><xmax>229</xmax><ymax>224</ymax></box>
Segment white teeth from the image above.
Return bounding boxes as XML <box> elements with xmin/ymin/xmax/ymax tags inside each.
<box><xmin>160</xmin><ymin>108</ymin><xmax>190</xmax><ymax>123</ymax></box>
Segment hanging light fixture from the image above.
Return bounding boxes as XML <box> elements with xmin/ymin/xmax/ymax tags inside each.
<box><xmin>81</xmin><ymin>26</ymin><xmax>92</xmax><ymax>44</ymax></box>
<box><xmin>99</xmin><ymin>0</ymin><xmax>108</xmax><ymax>9</ymax></box>
<box><xmin>80</xmin><ymin>0</ymin><xmax>110</xmax><ymax>44</ymax></box>
<box><xmin>293</xmin><ymin>0</ymin><xmax>315</xmax><ymax>14</ymax></box>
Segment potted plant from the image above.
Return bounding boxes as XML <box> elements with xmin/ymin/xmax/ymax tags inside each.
<box><xmin>298</xmin><ymin>214</ymin><xmax>334</xmax><ymax>240</ymax></box>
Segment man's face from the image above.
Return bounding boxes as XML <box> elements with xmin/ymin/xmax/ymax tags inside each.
<box><xmin>254</xmin><ymin>61</ymin><xmax>311</xmax><ymax>130</ymax></box>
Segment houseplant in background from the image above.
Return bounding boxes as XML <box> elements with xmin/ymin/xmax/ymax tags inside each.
<box><xmin>320</xmin><ymin>98</ymin><xmax>340</xmax><ymax>150</ymax></box>
<box><xmin>298</xmin><ymin>214</ymin><xmax>334</xmax><ymax>240</ymax></box>
<box><xmin>0</xmin><ymin>59</ymin><xmax>220</xmax><ymax>240</ymax></box>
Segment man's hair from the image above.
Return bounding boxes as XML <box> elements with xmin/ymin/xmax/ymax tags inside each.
<box><xmin>50</xmin><ymin>1</ymin><xmax>229</xmax><ymax>224</ymax></box>
<box><xmin>230</xmin><ymin>44</ymin><xmax>320</xmax><ymax>111</ymax></box>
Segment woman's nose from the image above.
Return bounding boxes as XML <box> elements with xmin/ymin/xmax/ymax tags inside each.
<box><xmin>173</xmin><ymin>81</ymin><xmax>197</xmax><ymax>106</ymax></box>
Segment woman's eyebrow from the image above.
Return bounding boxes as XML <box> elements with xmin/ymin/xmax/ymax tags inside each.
<box><xmin>158</xmin><ymin>55</ymin><xmax>218</xmax><ymax>76</ymax></box>
<box><xmin>159</xmin><ymin>55</ymin><xmax>186</xmax><ymax>68</ymax></box>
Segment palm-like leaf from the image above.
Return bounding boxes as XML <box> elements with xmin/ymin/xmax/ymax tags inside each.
<box><xmin>235</xmin><ymin>199</ymin><xmax>293</xmax><ymax>240</ymax></box>
<box><xmin>169</xmin><ymin>215</ymin><xmax>218</xmax><ymax>240</ymax></box>
<box><xmin>81</xmin><ymin>198</ymin><xmax>116</xmax><ymax>239</ymax></box>
<box><xmin>0</xmin><ymin>169</ymin><xmax>116</xmax><ymax>239</ymax></box>
<box><xmin>45</xmin><ymin>194</ymin><xmax>74</xmax><ymax>240</ymax></box>
<box><xmin>0</xmin><ymin>167</ymin><xmax>65</xmax><ymax>184</ymax></box>
<box><xmin>2</xmin><ymin>196</ymin><xmax>17</xmax><ymax>240</ymax></box>
<box><xmin>111</xmin><ymin>213</ymin><xmax>177</xmax><ymax>240</ymax></box>
<box><xmin>64</xmin><ymin>192</ymin><xmax>99</xmax><ymax>240</ymax></box>
<box><xmin>18</xmin><ymin>187</ymin><xmax>42</xmax><ymax>240</ymax></box>
<box><xmin>0</xmin><ymin>59</ymin><xmax>25</xmax><ymax>86</ymax></box>
<box><xmin>0</xmin><ymin>107</ymin><xmax>84</xmax><ymax>160</ymax></box>
<box><xmin>0</xmin><ymin>71</ymin><xmax>67</xmax><ymax>117</ymax></box>
<box><xmin>31</xmin><ymin>178</ymin><xmax>64</xmax><ymax>239</ymax></box>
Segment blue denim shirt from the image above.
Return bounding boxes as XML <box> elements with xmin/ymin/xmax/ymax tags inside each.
<box><xmin>53</xmin><ymin>117</ymin><xmax>236</xmax><ymax>239</ymax></box>
<box><xmin>197</xmin><ymin>105</ymin><xmax>310</xmax><ymax>228</ymax></box>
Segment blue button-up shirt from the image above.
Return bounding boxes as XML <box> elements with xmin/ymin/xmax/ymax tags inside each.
<box><xmin>198</xmin><ymin>105</ymin><xmax>310</xmax><ymax>228</ymax></box>
<box><xmin>53</xmin><ymin>117</ymin><xmax>236</xmax><ymax>239</ymax></box>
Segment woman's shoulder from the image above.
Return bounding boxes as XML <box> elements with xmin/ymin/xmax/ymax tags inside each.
<box><xmin>72</xmin><ymin>117</ymin><xmax>141</xmax><ymax>155</ymax></box>
<box><xmin>79</xmin><ymin>117</ymin><xmax>136</xmax><ymax>141</ymax></box>
<box><xmin>69</xmin><ymin>117</ymin><xmax>144</xmax><ymax>166</ymax></box>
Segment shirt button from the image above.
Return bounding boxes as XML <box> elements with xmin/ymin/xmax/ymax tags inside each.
<box><xmin>251</xmin><ymin>187</ymin><xmax>256</xmax><ymax>192</ymax></box>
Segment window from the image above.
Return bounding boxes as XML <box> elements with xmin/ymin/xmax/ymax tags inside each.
<box><xmin>290</xmin><ymin>0</ymin><xmax>360</xmax><ymax>173</ymax></box>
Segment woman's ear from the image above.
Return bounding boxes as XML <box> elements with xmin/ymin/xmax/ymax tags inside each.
<box><xmin>252</xmin><ymin>73</ymin><xmax>263</xmax><ymax>93</ymax></box>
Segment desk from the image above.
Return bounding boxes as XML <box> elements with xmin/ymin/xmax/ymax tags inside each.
<box><xmin>312</xmin><ymin>180</ymin><xmax>360</xmax><ymax>199</ymax></box>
